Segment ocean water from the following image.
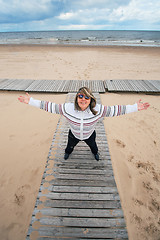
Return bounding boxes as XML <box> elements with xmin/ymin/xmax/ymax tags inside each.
<box><xmin>0</xmin><ymin>30</ymin><xmax>159</xmax><ymax>47</ymax></box>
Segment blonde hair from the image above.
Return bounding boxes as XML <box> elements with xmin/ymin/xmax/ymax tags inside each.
<box><xmin>74</xmin><ymin>87</ymin><xmax>98</xmax><ymax>115</ymax></box>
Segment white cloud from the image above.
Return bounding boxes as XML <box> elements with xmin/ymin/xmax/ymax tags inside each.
<box><xmin>57</xmin><ymin>0</ymin><xmax>160</xmax><ymax>25</ymax></box>
<box><xmin>58</xmin><ymin>12</ymin><xmax>78</xmax><ymax>20</ymax></box>
<box><xmin>0</xmin><ymin>0</ymin><xmax>159</xmax><ymax>31</ymax></box>
<box><xmin>109</xmin><ymin>0</ymin><xmax>160</xmax><ymax>23</ymax></box>
<box><xmin>57</xmin><ymin>8</ymin><xmax>111</xmax><ymax>24</ymax></box>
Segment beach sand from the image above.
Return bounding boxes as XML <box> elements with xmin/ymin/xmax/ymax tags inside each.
<box><xmin>0</xmin><ymin>45</ymin><xmax>160</xmax><ymax>240</ymax></box>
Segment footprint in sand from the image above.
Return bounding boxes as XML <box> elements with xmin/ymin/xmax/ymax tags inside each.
<box><xmin>14</xmin><ymin>194</ymin><xmax>25</xmax><ymax>206</ymax></box>
<box><xmin>148</xmin><ymin>198</ymin><xmax>160</xmax><ymax>213</ymax></box>
<box><xmin>14</xmin><ymin>184</ymin><xmax>31</xmax><ymax>206</ymax></box>
<box><xmin>136</xmin><ymin>161</ymin><xmax>153</xmax><ymax>172</ymax></box>
<box><xmin>142</xmin><ymin>181</ymin><xmax>153</xmax><ymax>191</ymax></box>
<box><xmin>131</xmin><ymin>213</ymin><xmax>143</xmax><ymax>224</ymax></box>
<box><xmin>133</xmin><ymin>198</ymin><xmax>144</xmax><ymax>206</ymax></box>
<box><xmin>115</xmin><ymin>139</ymin><xmax>126</xmax><ymax>148</ymax></box>
<box><xmin>136</xmin><ymin>161</ymin><xmax>160</xmax><ymax>182</ymax></box>
<box><xmin>128</xmin><ymin>154</ymin><xmax>134</xmax><ymax>162</ymax></box>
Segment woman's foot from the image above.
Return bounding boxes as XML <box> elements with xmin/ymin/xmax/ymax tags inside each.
<box><xmin>64</xmin><ymin>153</ymin><xmax>70</xmax><ymax>160</ymax></box>
<box><xmin>94</xmin><ymin>153</ymin><xmax>99</xmax><ymax>161</ymax></box>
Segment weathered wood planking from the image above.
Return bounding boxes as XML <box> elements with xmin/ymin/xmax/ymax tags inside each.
<box><xmin>105</xmin><ymin>79</ymin><xmax>160</xmax><ymax>93</ymax></box>
<box><xmin>25</xmin><ymin>80</ymin><xmax>105</xmax><ymax>92</ymax></box>
<box><xmin>27</xmin><ymin>227</ymin><xmax>128</xmax><ymax>239</ymax></box>
<box><xmin>0</xmin><ymin>79</ymin><xmax>33</xmax><ymax>90</ymax></box>
<box><xmin>0</xmin><ymin>78</ymin><xmax>160</xmax><ymax>93</ymax></box>
<box><xmin>149</xmin><ymin>80</ymin><xmax>160</xmax><ymax>91</ymax></box>
<box><xmin>2</xmin><ymin>79</ymin><xmax>34</xmax><ymax>91</ymax></box>
<box><xmin>26</xmin><ymin>93</ymin><xmax>128</xmax><ymax>239</ymax></box>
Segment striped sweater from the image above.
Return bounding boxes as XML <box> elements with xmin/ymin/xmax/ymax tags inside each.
<box><xmin>29</xmin><ymin>97</ymin><xmax>138</xmax><ymax>140</ymax></box>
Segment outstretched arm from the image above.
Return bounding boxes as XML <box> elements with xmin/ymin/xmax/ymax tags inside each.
<box><xmin>18</xmin><ymin>93</ymin><xmax>63</xmax><ymax>115</ymax></box>
<box><xmin>137</xmin><ymin>99</ymin><xmax>150</xmax><ymax>111</ymax></box>
<box><xmin>102</xmin><ymin>99</ymin><xmax>150</xmax><ymax>118</ymax></box>
<box><xmin>18</xmin><ymin>93</ymin><xmax>31</xmax><ymax>104</ymax></box>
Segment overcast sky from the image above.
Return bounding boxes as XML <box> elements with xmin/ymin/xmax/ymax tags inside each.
<box><xmin>0</xmin><ymin>0</ymin><xmax>160</xmax><ymax>32</ymax></box>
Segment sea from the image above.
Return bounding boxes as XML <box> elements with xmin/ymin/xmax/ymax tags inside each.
<box><xmin>0</xmin><ymin>30</ymin><xmax>160</xmax><ymax>47</ymax></box>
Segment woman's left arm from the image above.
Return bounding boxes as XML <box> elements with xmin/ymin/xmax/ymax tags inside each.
<box><xmin>137</xmin><ymin>99</ymin><xmax>150</xmax><ymax>111</ymax></box>
<box><xmin>102</xmin><ymin>99</ymin><xmax>150</xmax><ymax>118</ymax></box>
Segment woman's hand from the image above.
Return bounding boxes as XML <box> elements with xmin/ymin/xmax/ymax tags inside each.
<box><xmin>18</xmin><ymin>92</ymin><xmax>31</xmax><ymax>104</ymax></box>
<box><xmin>137</xmin><ymin>99</ymin><xmax>150</xmax><ymax>111</ymax></box>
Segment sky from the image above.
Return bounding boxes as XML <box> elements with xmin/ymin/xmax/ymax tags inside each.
<box><xmin>0</xmin><ymin>0</ymin><xmax>160</xmax><ymax>32</ymax></box>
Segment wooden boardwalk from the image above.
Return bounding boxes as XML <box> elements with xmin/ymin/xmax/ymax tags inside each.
<box><xmin>0</xmin><ymin>79</ymin><xmax>105</xmax><ymax>93</ymax></box>
<box><xmin>0</xmin><ymin>78</ymin><xmax>160</xmax><ymax>93</ymax></box>
<box><xmin>104</xmin><ymin>79</ymin><xmax>160</xmax><ymax>93</ymax></box>
<box><xmin>26</xmin><ymin>93</ymin><xmax>128</xmax><ymax>240</ymax></box>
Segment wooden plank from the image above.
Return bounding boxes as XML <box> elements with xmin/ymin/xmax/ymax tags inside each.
<box><xmin>2</xmin><ymin>79</ymin><xmax>34</xmax><ymax>91</ymax></box>
<box><xmin>66</xmin><ymin>80</ymin><xmax>105</xmax><ymax>93</ymax></box>
<box><xmin>43</xmin><ymin>178</ymin><xmax>116</xmax><ymax>187</ymax></box>
<box><xmin>29</xmin><ymin>237</ymin><xmax>126</xmax><ymax>240</ymax></box>
<box><xmin>33</xmin><ymin>207</ymin><xmax>124</xmax><ymax>218</ymax></box>
<box><xmin>148</xmin><ymin>80</ymin><xmax>160</xmax><ymax>91</ymax></box>
<box><xmin>52</xmin><ymin>161</ymin><xmax>112</xmax><ymax>169</ymax></box>
<box><xmin>0</xmin><ymin>79</ymin><xmax>16</xmax><ymax>89</ymax></box>
<box><xmin>31</xmin><ymin>216</ymin><xmax>126</xmax><ymax>228</ymax></box>
<box><xmin>35</xmin><ymin>199</ymin><xmax>122</xmax><ymax>209</ymax></box>
<box><xmin>40</xmin><ymin>185</ymin><xmax>118</xmax><ymax>194</ymax></box>
<box><xmin>43</xmin><ymin>173</ymin><xmax>114</xmax><ymax>181</ymax></box>
<box><xmin>50</xmin><ymin>160</ymin><xmax>111</xmax><ymax>168</ymax></box>
<box><xmin>53</xmin><ymin>163</ymin><xmax>112</xmax><ymax>171</ymax></box>
<box><xmin>38</xmin><ymin>192</ymin><xmax>120</xmax><ymax>201</ymax></box>
<box><xmin>105</xmin><ymin>80</ymin><xmax>113</xmax><ymax>91</ymax></box>
<box><xmin>53</xmin><ymin>152</ymin><xmax>110</xmax><ymax>160</ymax></box>
<box><xmin>27</xmin><ymin>227</ymin><xmax>128</xmax><ymax>239</ymax></box>
<box><xmin>137</xmin><ymin>80</ymin><xmax>152</xmax><ymax>92</ymax></box>
<box><xmin>143</xmin><ymin>80</ymin><xmax>160</xmax><ymax>92</ymax></box>
<box><xmin>25</xmin><ymin>80</ymin><xmax>44</xmax><ymax>91</ymax></box>
<box><xmin>44</xmin><ymin>168</ymin><xmax>113</xmax><ymax>175</ymax></box>
<box><xmin>121</xmin><ymin>80</ymin><xmax>135</xmax><ymax>91</ymax></box>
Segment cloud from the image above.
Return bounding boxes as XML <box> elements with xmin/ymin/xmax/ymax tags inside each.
<box><xmin>57</xmin><ymin>0</ymin><xmax>160</xmax><ymax>30</ymax></box>
<box><xmin>0</xmin><ymin>0</ymin><xmax>63</xmax><ymax>23</ymax></box>
<box><xmin>109</xmin><ymin>0</ymin><xmax>160</xmax><ymax>23</ymax></box>
<box><xmin>0</xmin><ymin>0</ymin><xmax>159</xmax><ymax>31</ymax></box>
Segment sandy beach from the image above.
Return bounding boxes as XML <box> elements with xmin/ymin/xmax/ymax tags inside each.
<box><xmin>0</xmin><ymin>45</ymin><xmax>160</xmax><ymax>240</ymax></box>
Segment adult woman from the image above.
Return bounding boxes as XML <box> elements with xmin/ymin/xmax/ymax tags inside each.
<box><xmin>18</xmin><ymin>87</ymin><xmax>150</xmax><ymax>161</ymax></box>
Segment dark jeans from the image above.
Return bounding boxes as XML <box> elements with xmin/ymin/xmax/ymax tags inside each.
<box><xmin>65</xmin><ymin>130</ymin><xmax>98</xmax><ymax>155</ymax></box>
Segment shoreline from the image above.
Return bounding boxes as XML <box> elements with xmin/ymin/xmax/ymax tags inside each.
<box><xmin>0</xmin><ymin>43</ymin><xmax>160</xmax><ymax>49</ymax></box>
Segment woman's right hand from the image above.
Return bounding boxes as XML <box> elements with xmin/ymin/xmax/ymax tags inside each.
<box><xmin>18</xmin><ymin>92</ymin><xmax>31</xmax><ymax>104</ymax></box>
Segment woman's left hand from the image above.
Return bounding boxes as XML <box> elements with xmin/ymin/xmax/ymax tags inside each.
<box><xmin>137</xmin><ymin>99</ymin><xmax>150</xmax><ymax>111</ymax></box>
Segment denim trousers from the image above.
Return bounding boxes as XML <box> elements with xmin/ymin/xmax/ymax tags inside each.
<box><xmin>65</xmin><ymin>129</ymin><xmax>98</xmax><ymax>155</ymax></box>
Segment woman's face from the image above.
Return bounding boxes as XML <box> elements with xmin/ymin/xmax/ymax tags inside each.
<box><xmin>77</xmin><ymin>93</ymin><xmax>91</xmax><ymax>111</ymax></box>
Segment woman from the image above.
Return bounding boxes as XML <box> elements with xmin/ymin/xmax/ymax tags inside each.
<box><xmin>18</xmin><ymin>87</ymin><xmax>150</xmax><ymax>161</ymax></box>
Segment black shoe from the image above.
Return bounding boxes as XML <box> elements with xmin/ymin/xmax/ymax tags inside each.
<box><xmin>64</xmin><ymin>153</ymin><xmax>70</xmax><ymax>160</ymax></box>
<box><xmin>94</xmin><ymin>153</ymin><xmax>99</xmax><ymax>161</ymax></box>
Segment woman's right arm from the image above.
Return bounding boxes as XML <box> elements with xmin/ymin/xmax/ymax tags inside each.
<box><xmin>18</xmin><ymin>93</ymin><xmax>63</xmax><ymax>114</ymax></box>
